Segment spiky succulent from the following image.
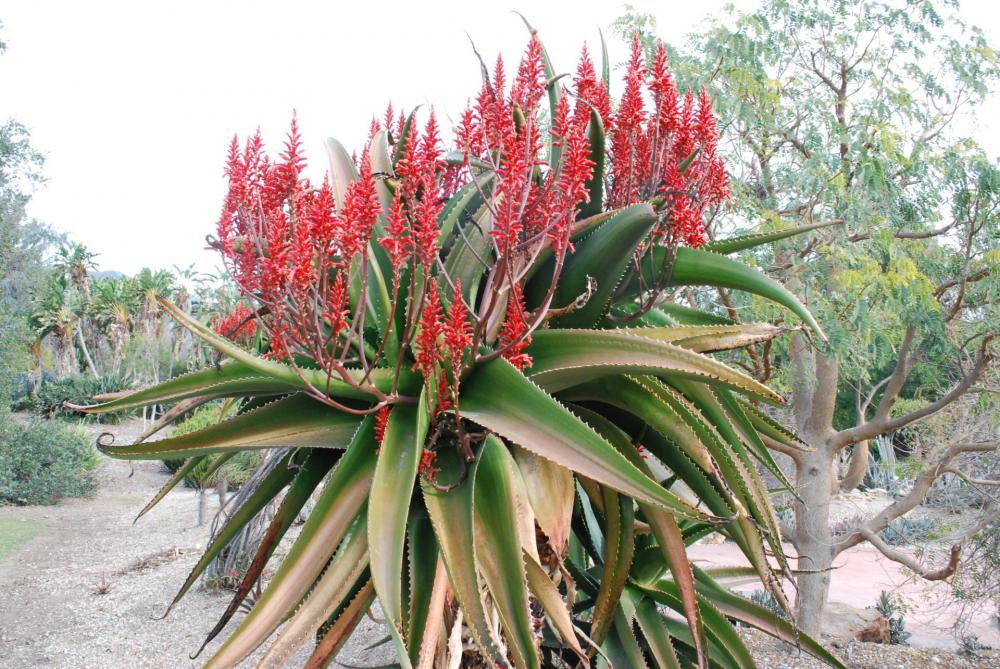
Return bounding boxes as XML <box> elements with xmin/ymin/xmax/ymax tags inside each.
<box><xmin>83</xmin><ymin>23</ymin><xmax>845</xmax><ymax>669</ymax></box>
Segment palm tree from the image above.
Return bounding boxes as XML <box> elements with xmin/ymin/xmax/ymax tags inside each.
<box><xmin>30</xmin><ymin>273</ymin><xmax>81</xmax><ymax>378</ymax></box>
<box><xmin>92</xmin><ymin>276</ymin><xmax>136</xmax><ymax>375</ymax></box>
<box><xmin>131</xmin><ymin>267</ymin><xmax>175</xmax><ymax>339</ymax></box>
<box><xmin>54</xmin><ymin>242</ymin><xmax>100</xmax><ymax>377</ymax></box>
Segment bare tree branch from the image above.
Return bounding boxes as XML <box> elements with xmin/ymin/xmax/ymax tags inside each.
<box><xmin>859</xmin><ymin>528</ymin><xmax>961</xmax><ymax>581</ymax></box>
<box><xmin>834</xmin><ymin>440</ymin><xmax>998</xmax><ymax>555</ymax></box>
<box><xmin>832</xmin><ymin>336</ymin><xmax>995</xmax><ymax>449</ymax></box>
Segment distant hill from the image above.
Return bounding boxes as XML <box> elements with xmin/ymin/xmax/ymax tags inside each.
<box><xmin>91</xmin><ymin>270</ymin><xmax>126</xmax><ymax>280</ymax></box>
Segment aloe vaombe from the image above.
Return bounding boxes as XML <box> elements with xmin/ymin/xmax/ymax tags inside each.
<box><xmin>84</xmin><ymin>26</ymin><xmax>843</xmax><ymax>669</ymax></box>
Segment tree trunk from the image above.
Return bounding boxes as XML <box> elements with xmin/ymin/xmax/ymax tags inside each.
<box><xmin>794</xmin><ymin>442</ymin><xmax>836</xmax><ymax>636</ymax></box>
<box><xmin>51</xmin><ymin>330</ymin><xmax>77</xmax><ymax>378</ymax></box>
<box><xmin>77</xmin><ymin>326</ymin><xmax>100</xmax><ymax>379</ymax></box>
<box><xmin>197</xmin><ymin>488</ymin><xmax>207</xmax><ymax>526</ymax></box>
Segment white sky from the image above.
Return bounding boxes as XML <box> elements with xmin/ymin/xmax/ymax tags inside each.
<box><xmin>2</xmin><ymin>0</ymin><xmax>998</xmax><ymax>275</ymax></box>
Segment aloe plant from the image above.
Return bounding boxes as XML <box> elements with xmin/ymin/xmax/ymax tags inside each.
<box><xmin>84</xmin><ymin>26</ymin><xmax>845</xmax><ymax>669</ymax></box>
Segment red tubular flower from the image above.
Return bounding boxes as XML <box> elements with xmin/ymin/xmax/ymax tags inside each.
<box><xmin>338</xmin><ymin>154</ymin><xmax>380</xmax><ymax>260</ymax></box>
<box><xmin>696</xmin><ymin>86</ymin><xmax>730</xmax><ymax>205</ymax></box>
<box><xmin>374</xmin><ymin>406</ymin><xmax>391</xmax><ymax>447</ymax></box>
<box><xmin>512</xmin><ymin>35</ymin><xmax>545</xmax><ymax>113</ymax></box>
<box><xmin>212</xmin><ymin>303</ymin><xmax>258</xmax><ymax>344</ymax></box>
<box><xmin>455</xmin><ymin>103</ymin><xmax>484</xmax><ymax>157</ymax></box>
<box><xmin>382</xmin><ymin>101</ymin><xmax>395</xmax><ymax>136</ymax></box>
<box><xmin>413</xmin><ymin>283</ymin><xmax>443</xmax><ymax>379</ymax></box>
<box><xmin>418</xmin><ymin>449</ymin><xmax>438</xmax><ymax>478</ymax></box>
<box><xmin>413</xmin><ymin>189</ymin><xmax>442</xmax><ymax>269</ymax></box>
<box><xmin>420</xmin><ymin>110</ymin><xmax>443</xmax><ymax>185</ymax></box>
<box><xmin>608</xmin><ymin>33</ymin><xmax>650</xmax><ymax>209</ymax></box>
<box><xmin>548</xmin><ymin>94</ymin><xmax>594</xmax><ymax>252</ymax></box>
<box><xmin>436</xmin><ymin>373</ymin><xmax>453</xmax><ymax>414</ymax></box>
<box><xmin>379</xmin><ymin>191</ymin><xmax>411</xmax><ymax>272</ymax></box>
<box><xmin>499</xmin><ymin>285</ymin><xmax>532</xmax><ymax>371</ymax></box>
<box><xmin>572</xmin><ymin>45</ymin><xmax>612</xmax><ymax>131</ymax></box>
<box><xmin>322</xmin><ymin>273</ymin><xmax>350</xmax><ymax>340</ymax></box>
<box><xmin>648</xmin><ymin>42</ymin><xmax>679</xmax><ymax>139</ymax></box>
<box><xmin>443</xmin><ymin>279</ymin><xmax>472</xmax><ymax>365</ymax></box>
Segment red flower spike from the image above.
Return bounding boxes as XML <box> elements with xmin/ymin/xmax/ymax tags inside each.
<box><xmin>443</xmin><ymin>279</ymin><xmax>472</xmax><ymax>365</ymax></box>
<box><xmin>609</xmin><ymin>33</ymin><xmax>650</xmax><ymax>209</ymax></box>
<box><xmin>512</xmin><ymin>35</ymin><xmax>545</xmax><ymax>113</ymax></box>
<box><xmin>212</xmin><ymin>303</ymin><xmax>258</xmax><ymax>344</ymax></box>
<box><xmin>374</xmin><ymin>406</ymin><xmax>391</xmax><ymax>447</ymax></box>
<box><xmin>436</xmin><ymin>374</ymin><xmax>453</xmax><ymax>414</ymax></box>
<box><xmin>413</xmin><ymin>190</ymin><xmax>442</xmax><ymax>269</ymax></box>
<box><xmin>418</xmin><ymin>449</ymin><xmax>438</xmax><ymax>478</ymax></box>
<box><xmin>499</xmin><ymin>285</ymin><xmax>532</xmax><ymax>371</ymax></box>
<box><xmin>649</xmin><ymin>41</ymin><xmax>680</xmax><ymax>138</ymax></box>
<box><xmin>413</xmin><ymin>283</ymin><xmax>443</xmax><ymax>379</ymax></box>
<box><xmin>383</xmin><ymin>101</ymin><xmax>395</xmax><ymax>136</ymax></box>
<box><xmin>573</xmin><ymin>45</ymin><xmax>612</xmax><ymax>131</ymax></box>
<box><xmin>420</xmin><ymin>110</ymin><xmax>444</xmax><ymax>185</ymax></box>
<box><xmin>380</xmin><ymin>191</ymin><xmax>411</xmax><ymax>272</ymax></box>
<box><xmin>338</xmin><ymin>154</ymin><xmax>380</xmax><ymax>260</ymax></box>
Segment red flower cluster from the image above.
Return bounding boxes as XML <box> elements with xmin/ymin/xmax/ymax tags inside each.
<box><xmin>216</xmin><ymin>114</ymin><xmax>360</xmax><ymax>361</ymax></box>
<box><xmin>605</xmin><ymin>35</ymin><xmax>729</xmax><ymax>246</ymax></box>
<box><xmin>456</xmin><ymin>36</ymin><xmax>595</xmax><ymax>257</ymax></box>
<box><xmin>498</xmin><ymin>285</ymin><xmax>532</xmax><ymax>371</ymax></box>
<box><xmin>211</xmin><ymin>31</ymin><xmax>729</xmax><ymax>414</ymax></box>
<box><xmin>374</xmin><ymin>406</ymin><xmax>391</xmax><ymax>448</ymax></box>
<box><xmin>211</xmin><ymin>303</ymin><xmax>258</xmax><ymax>345</ymax></box>
<box><xmin>412</xmin><ymin>283</ymin><xmax>443</xmax><ymax>380</ymax></box>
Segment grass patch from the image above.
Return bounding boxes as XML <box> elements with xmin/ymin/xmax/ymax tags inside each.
<box><xmin>0</xmin><ymin>517</ymin><xmax>41</xmax><ymax>560</ymax></box>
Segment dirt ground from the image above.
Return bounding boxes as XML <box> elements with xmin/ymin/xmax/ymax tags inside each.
<box><xmin>0</xmin><ymin>418</ymin><xmax>394</xmax><ymax>669</ymax></box>
<box><xmin>1</xmin><ymin>417</ymin><xmax>998</xmax><ymax>668</ymax></box>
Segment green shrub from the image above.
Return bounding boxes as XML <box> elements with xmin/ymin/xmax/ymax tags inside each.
<box><xmin>0</xmin><ymin>416</ymin><xmax>97</xmax><ymax>505</ymax></box>
<box><xmin>874</xmin><ymin>590</ymin><xmax>912</xmax><ymax>645</ymax></box>
<box><xmin>16</xmin><ymin>374</ymin><xmax>134</xmax><ymax>422</ymax></box>
<box><xmin>163</xmin><ymin>402</ymin><xmax>260</xmax><ymax>488</ymax></box>
<box><xmin>749</xmin><ymin>589</ymin><xmax>789</xmax><ymax>620</ymax></box>
<box><xmin>880</xmin><ymin>517</ymin><xmax>936</xmax><ymax>545</ymax></box>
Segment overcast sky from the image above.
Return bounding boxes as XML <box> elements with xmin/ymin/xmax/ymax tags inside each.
<box><xmin>2</xmin><ymin>0</ymin><xmax>998</xmax><ymax>275</ymax></box>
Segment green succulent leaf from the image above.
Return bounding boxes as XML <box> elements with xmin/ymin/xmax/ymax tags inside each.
<box><xmin>473</xmin><ymin>436</ymin><xmax>540</xmax><ymax>669</ymax></box>
<box><xmin>258</xmin><ymin>515</ymin><xmax>369</xmax><ymax>668</ymax></box>
<box><xmin>578</xmin><ymin>108</ymin><xmax>606</xmax><ymax>219</ymax></box>
<box><xmin>165</xmin><ymin>450</ymin><xmax>297</xmax><ymax>613</ymax></box>
<box><xmin>530</xmin><ymin>203</ymin><xmax>658</xmax><ymax>328</ymax></box>
<box><xmin>526</xmin><ymin>328</ymin><xmax>783</xmax><ymax>403</ymax></box>
<box><xmin>368</xmin><ymin>400</ymin><xmax>429</xmax><ymax>668</ymax></box>
<box><xmin>205</xmin><ymin>417</ymin><xmax>377</xmax><ymax>668</ymax></box>
<box><xmin>703</xmin><ymin>220</ymin><xmax>842</xmax><ymax>255</ymax></box>
<box><xmin>98</xmin><ymin>395</ymin><xmax>361</xmax><ymax>460</ymax></box>
<box><xmin>459</xmin><ymin>357</ymin><xmax>723</xmax><ymax>524</ymax></box>
<box><xmin>421</xmin><ymin>452</ymin><xmax>510</xmax><ymax>668</ymax></box>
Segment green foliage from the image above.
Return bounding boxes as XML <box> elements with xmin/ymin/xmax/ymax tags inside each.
<box><xmin>14</xmin><ymin>374</ymin><xmax>134</xmax><ymax>422</ymax></box>
<box><xmin>879</xmin><ymin>516</ymin><xmax>936</xmax><ymax>545</ymax></box>
<box><xmin>0</xmin><ymin>415</ymin><xmax>97</xmax><ymax>505</ymax></box>
<box><xmin>164</xmin><ymin>402</ymin><xmax>261</xmax><ymax>489</ymax></box>
<box><xmin>0</xmin><ymin>516</ymin><xmax>41</xmax><ymax>560</ymax></box>
<box><xmin>749</xmin><ymin>588</ymin><xmax>789</xmax><ymax>620</ymax></box>
<box><xmin>874</xmin><ymin>590</ymin><xmax>912</xmax><ymax>645</ymax></box>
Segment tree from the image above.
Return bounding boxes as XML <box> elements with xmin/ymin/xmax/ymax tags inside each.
<box><xmin>53</xmin><ymin>242</ymin><xmax>100</xmax><ymax>377</ymax></box>
<box><xmin>618</xmin><ymin>0</ymin><xmax>1000</xmax><ymax>633</ymax></box>
<box><xmin>91</xmin><ymin>275</ymin><xmax>136</xmax><ymax>375</ymax></box>
<box><xmin>30</xmin><ymin>273</ymin><xmax>82</xmax><ymax>379</ymax></box>
<box><xmin>0</xmin><ymin>24</ymin><xmax>50</xmax><ymax>403</ymax></box>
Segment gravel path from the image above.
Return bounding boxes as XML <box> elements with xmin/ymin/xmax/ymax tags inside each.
<box><xmin>0</xmin><ymin>419</ymin><xmax>393</xmax><ymax>669</ymax></box>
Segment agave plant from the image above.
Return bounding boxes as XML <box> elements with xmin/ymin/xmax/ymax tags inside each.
<box><xmin>83</xmin><ymin>26</ymin><xmax>845</xmax><ymax>669</ymax></box>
